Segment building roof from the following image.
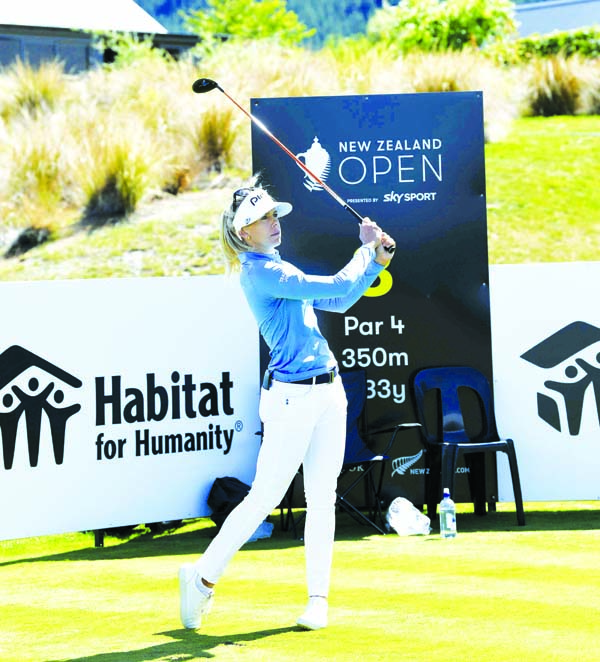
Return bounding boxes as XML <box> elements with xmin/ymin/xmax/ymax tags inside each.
<box><xmin>515</xmin><ymin>0</ymin><xmax>600</xmax><ymax>36</ymax></box>
<box><xmin>0</xmin><ymin>0</ymin><xmax>167</xmax><ymax>34</ymax></box>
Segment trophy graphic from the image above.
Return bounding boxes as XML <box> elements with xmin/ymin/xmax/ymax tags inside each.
<box><xmin>295</xmin><ymin>137</ymin><xmax>331</xmax><ymax>192</ymax></box>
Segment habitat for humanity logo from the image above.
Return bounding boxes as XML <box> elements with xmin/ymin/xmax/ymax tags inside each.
<box><xmin>295</xmin><ymin>136</ymin><xmax>331</xmax><ymax>191</ymax></box>
<box><xmin>521</xmin><ymin>321</ymin><xmax>600</xmax><ymax>435</ymax></box>
<box><xmin>0</xmin><ymin>345</ymin><xmax>82</xmax><ymax>470</ymax></box>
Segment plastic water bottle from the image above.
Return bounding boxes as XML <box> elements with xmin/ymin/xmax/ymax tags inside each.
<box><xmin>439</xmin><ymin>488</ymin><xmax>457</xmax><ymax>538</ymax></box>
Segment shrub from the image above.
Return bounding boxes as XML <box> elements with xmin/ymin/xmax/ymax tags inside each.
<box><xmin>184</xmin><ymin>0</ymin><xmax>315</xmax><ymax>57</ymax></box>
<box><xmin>91</xmin><ymin>31</ymin><xmax>173</xmax><ymax>69</ymax></box>
<box><xmin>366</xmin><ymin>0</ymin><xmax>517</xmax><ymax>53</ymax></box>
<box><xmin>515</xmin><ymin>27</ymin><xmax>600</xmax><ymax>61</ymax></box>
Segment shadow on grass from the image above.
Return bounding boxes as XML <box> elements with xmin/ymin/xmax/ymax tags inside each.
<box><xmin>0</xmin><ymin>512</ymin><xmax>377</xmax><ymax>568</ymax></box>
<box><xmin>47</xmin><ymin>627</ymin><xmax>300</xmax><ymax>661</ymax></box>
<box><xmin>2</xmin><ymin>507</ymin><xmax>599</xmax><ymax>568</ymax></box>
<box><xmin>450</xmin><ymin>506</ymin><xmax>600</xmax><ymax>533</ymax></box>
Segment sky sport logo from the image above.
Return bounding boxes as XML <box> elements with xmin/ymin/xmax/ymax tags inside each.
<box><xmin>0</xmin><ymin>345</ymin><xmax>82</xmax><ymax>470</ymax></box>
<box><xmin>521</xmin><ymin>321</ymin><xmax>600</xmax><ymax>436</ymax></box>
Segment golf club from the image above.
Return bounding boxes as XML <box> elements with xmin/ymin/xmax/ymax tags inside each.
<box><xmin>192</xmin><ymin>77</ymin><xmax>395</xmax><ymax>254</ymax></box>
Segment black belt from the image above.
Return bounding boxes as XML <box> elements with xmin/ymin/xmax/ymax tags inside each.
<box><xmin>288</xmin><ymin>368</ymin><xmax>338</xmax><ymax>385</ymax></box>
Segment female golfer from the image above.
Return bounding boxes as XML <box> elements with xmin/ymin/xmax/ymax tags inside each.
<box><xmin>179</xmin><ymin>183</ymin><xmax>395</xmax><ymax>631</ymax></box>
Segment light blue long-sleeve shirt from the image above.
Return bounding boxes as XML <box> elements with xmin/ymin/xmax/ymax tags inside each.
<box><xmin>238</xmin><ymin>244</ymin><xmax>385</xmax><ymax>382</ymax></box>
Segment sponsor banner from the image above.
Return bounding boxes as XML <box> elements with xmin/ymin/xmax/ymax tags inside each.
<box><xmin>250</xmin><ymin>92</ymin><xmax>493</xmax><ymax>505</ymax></box>
<box><xmin>490</xmin><ymin>263</ymin><xmax>600</xmax><ymax>501</ymax></box>
<box><xmin>0</xmin><ymin>276</ymin><xmax>260</xmax><ymax>541</ymax></box>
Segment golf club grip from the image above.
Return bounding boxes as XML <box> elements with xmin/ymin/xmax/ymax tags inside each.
<box><xmin>345</xmin><ymin>204</ymin><xmax>396</xmax><ymax>254</ymax></box>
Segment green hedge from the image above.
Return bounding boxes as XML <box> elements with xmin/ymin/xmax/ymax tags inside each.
<box><xmin>510</xmin><ymin>27</ymin><xmax>600</xmax><ymax>61</ymax></box>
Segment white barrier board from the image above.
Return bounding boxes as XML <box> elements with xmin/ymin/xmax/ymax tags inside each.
<box><xmin>490</xmin><ymin>263</ymin><xmax>600</xmax><ymax>501</ymax></box>
<box><xmin>0</xmin><ymin>276</ymin><xmax>260</xmax><ymax>540</ymax></box>
<box><xmin>2</xmin><ymin>263</ymin><xmax>598</xmax><ymax>542</ymax></box>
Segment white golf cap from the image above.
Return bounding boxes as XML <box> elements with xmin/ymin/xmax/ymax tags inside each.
<box><xmin>232</xmin><ymin>188</ymin><xmax>292</xmax><ymax>238</ymax></box>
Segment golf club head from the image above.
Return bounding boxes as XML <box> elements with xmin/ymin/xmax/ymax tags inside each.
<box><xmin>192</xmin><ymin>78</ymin><xmax>220</xmax><ymax>94</ymax></box>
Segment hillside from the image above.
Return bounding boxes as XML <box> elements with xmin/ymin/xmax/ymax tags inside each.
<box><xmin>0</xmin><ymin>116</ymin><xmax>598</xmax><ymax>282</ymax></box>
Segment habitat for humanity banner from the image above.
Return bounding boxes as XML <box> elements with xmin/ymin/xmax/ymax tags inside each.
<box><xmin>0</xmin><ymin>276</ymin><xmax>260</xmax><ymax>541</ymax></box>
<box><xmin>251</xmin><ymin>92</ymin><xmax>492</xmax><ymax>504</ymax></box>
<box><xmin>490</xmin><ymin>262</ymin><xmax>600</xmax><ymax>501</ymax></box>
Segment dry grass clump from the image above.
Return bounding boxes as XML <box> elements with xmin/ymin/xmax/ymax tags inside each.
<box><xmin>198</xmin><ymin>42</ymin><xmax>519</xmax><ymax>146</ymax></box>
<box><xmin>521</xmin><ymin>55</ymin><xmax>600</xmax><ymax>116</ymax></box>
<box><xmin>0</xmin><ymin>57</ymin><xmax>214</xmax><ymax>242</ymax></box>
<box><xmin>7</xmin><ymin>115</ymin><xmax>68</xmax><ymax>210</ymax></box>
<box><xmin>77</xmin><ymin>121</ymin><xmax>159</xmax><ymax>224</ymax></box>
<box><xmin>397</xmin><ymin>51</ymin><xmax>523</xmax><ymax>142</ymax></box>
<box><xmin>199</xmin><ymin>41</ymin><xmax>340</xmax><ymax>100</ymax></box>
<box><xmin>322</xmin><ymin>39</ymin><xmax>410</xmax><ymax>95</ymax></box>
<box><xmin>0</xmin><ymin>45</ymin><xmax>533</xmax><ymax>256</ymax></box>
<box><xmin>0</xmin><ymin>58</ymin><xmax>68</xmax><ymax>121</ymax></box>
<box><xmin>194</xmin><ymin>106</ymin><xmax>237</xmax><ymax>173</ymax></box>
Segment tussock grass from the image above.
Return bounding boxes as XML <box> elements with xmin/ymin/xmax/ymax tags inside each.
<box><xmin>395</xmin><ymin>52</ymin><xmax>522</xmax><ymax>142</ymax></box>
<box><xmin>0</xmin><ymin>49</ymin><xmax>596</xmax><ymax>266</ymax></box>
<box><xmin>79</xmin><ymin>122</ymin><xmax>158</xmax><ymax>224</ymax></box>
<box><xmin>0</xmin><ymin>115</ymin><xmax>596</xmax><ymax>278</ymax></box>
<box><xmin>196</xmin><ymin>105</ymin><xmax>237</xmax><ymax>172</ymax></box>
<box><xmin>522</xmin><ymin>55</ymin><xmax>600</xmax><ymax>116</ymax></box>
<box><xmin>321</xmin><ymin>39</ymin><xmax>394</xmax><ymax>94</ymax></box>
<box><xmin>0</xmin><ymin>58</ymin><xmax>67</xmax><ymax>121</ymax></box>
<box><xmin>7</xmin><ymin>119</ymin><xmax>65</xmax><ymax>210</ymax></box>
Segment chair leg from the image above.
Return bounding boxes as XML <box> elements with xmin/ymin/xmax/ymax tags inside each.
<box><xmin>465</xmin><ymin>452</ymin><xmax>487</xmax><ymax>516</ymax></box>
<box><xmin>440</xmin><ymin>444</ymin><xmax>459</xmax><ymax>499</ymax></box>
<box><xmin>505</xmin><ymin>441</ymin><xmax>526</xmax><ymax>526</ymax></box>
<box><xmin>425</xmin><ymin>449</ymin><xmax>441</xmax><ymax>520</ymax></box>
<box><xmin>373</xmin><ymin>459</ymin><xmax>390</xmax><ymax>531</ymax></box>
<box><xmin>336</xmin><ymin>464</ymin><xmax>387</xmax><ymax>535</ymax></box>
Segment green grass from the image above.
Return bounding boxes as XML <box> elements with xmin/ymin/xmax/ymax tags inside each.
<box><xmin>1</xmin><ymin>503</ymin><xmax>599</xmax><ymax>661</ymax></box>
<box><xmin>0</xmin><ymin>188</ymin><xmax>228</xmax><ymax>280</ymax></box>
<box><xmin>486</xmin><ymin>116</ymin><xmax>600</xmax><ymax>263</ymax></box>
<box><xmin>0</xmin><ymin>116</ymin><xmax>598</xmax><ymax>280</ymax></box>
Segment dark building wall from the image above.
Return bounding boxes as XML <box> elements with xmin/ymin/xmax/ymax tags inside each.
<box><xmin>0</xmin><ymin>25</ymin><xmax>198</xmax><ymax>72</ymax></box>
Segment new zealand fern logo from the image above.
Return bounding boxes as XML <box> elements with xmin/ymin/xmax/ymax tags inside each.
<box><xmin>391</xmin><ymin>450</ymin><xmax>424</xmax><ymax>477</ymax></box>
<box><xmin>0</xmin><ymin>346</ymin><xmax>82</xmax><ymax>470</ymax></box>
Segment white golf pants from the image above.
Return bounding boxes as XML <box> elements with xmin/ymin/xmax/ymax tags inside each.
<box><xmin>195</xmin><ymin>376</ymin><xmax>347</xmax><ymax>597</ymax></box>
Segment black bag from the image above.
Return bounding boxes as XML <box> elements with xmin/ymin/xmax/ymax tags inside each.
<box><xmin>207</xmin><ymin>476</ymin><xmax>250</xmax><ymax>531</ymax></box>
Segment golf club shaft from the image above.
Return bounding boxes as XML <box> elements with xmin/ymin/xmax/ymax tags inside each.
<box><xmin>218</xmin><ymin>87</ymin><xmax>358</xmax><ymax>215</ymax></box>
<box><xmin>197</xmin><ymin>79</ymin><xmax>394</xmax><ymax>253</ymax></box>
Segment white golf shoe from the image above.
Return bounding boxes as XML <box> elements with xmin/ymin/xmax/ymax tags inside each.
<box><xmin>296</xmin><ymin>596</ymin><xmax>328</xmax><ymax>630</ymax></box>
<box><xmin>178</xmin><ymin>563</ymin><xmax>213</xmax><ymax>629</ymax></box>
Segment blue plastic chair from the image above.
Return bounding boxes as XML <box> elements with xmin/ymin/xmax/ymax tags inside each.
<box><xmin>412</xmin><ymin>366</ymin><xmax>525</xmax><ymax>526</ymax></box>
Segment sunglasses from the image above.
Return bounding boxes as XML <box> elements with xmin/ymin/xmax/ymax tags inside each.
<box><xmin>232</xmin><ymin>187</ymin><xmax>254</xmax><ymax>212</ymax></box>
